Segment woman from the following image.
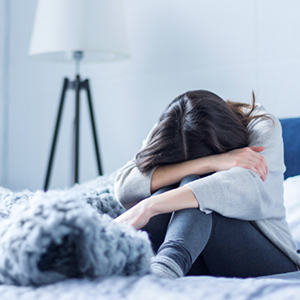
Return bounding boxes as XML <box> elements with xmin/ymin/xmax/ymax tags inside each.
<box><xmin>114</xmin><ymin>90</ymin><xmax>300</xmax><ymax>278</ymax></box>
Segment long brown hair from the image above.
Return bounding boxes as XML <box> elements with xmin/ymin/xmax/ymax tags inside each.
<box><xmin>136</xmin><ymin>90</ymin><xmax>266</xmax><ymax>174</ymax></box>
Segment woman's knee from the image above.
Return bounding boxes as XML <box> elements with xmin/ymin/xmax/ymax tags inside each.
<box><xmin>152</xmin><ymin>175</ymin><xmax>199</xmax><ymax>196</ymax></box>
<box><xmin>151</xmin><ymin>183</ymin><xmax>178</xmax><ymax>196</ymax></box>
<box><xmin>179</xmin><ymin>175</ymin><xmax>200</xmax><ymax>186</ymax></box>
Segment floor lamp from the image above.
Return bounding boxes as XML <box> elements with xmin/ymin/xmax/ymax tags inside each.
<box><xmin>28</xmin><ymin>0</ymin><xmax>130</xmax><ymax>191</ymax></box>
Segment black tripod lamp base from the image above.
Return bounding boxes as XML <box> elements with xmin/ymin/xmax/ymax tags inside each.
<box><xmin>44</xmin><ymin>75</ymin><xmax>103</xmax><ymax>191</ymax></box>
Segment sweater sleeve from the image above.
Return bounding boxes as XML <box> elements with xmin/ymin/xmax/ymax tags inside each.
<box><xmin>114</xmin><ymin>124</ymin><xmax>158</xmax><ymax>208</ymax></box>
<box><xmin>187</xmin><ymin>107</ymin><xmax>286</xmax><ymax>221</ymax></box>
<box><xmin>114</xmin><ymin>160</ymin><xmax>156</xmax><ymax>208</ymax></box>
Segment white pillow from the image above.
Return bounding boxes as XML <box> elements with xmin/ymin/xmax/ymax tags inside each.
<box><xmin>284</xmin><ymin>175</ymin><xmax>300</xmax><ymax>249</ymax></box>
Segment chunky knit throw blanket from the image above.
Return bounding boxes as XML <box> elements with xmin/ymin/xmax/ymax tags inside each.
<box><xmin>0</xmin><ymin>174</ymin><xmax>153</xmax><ymax>286</ymax></box>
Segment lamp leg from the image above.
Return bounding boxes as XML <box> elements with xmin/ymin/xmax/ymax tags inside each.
<box><xmin>44</xmin><ymin>76</ymin><xmax>102</xmax><ymax>190</ymax></box>
<box><xmin>84</xmin><ymin>79</ymin><xmax>103</xmax><ymax>175</ymax></box>
<box><xmin>44</xmin><ymin>78</ymin><xmax>69</xmax><ymax>191</ymax></box>
<box><xmin>73</xmin><ymin>75</ymin><xmax>81</xmax><ymax>184</ymax></box>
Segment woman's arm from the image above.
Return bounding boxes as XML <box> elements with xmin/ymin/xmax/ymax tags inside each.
<box><xmin>114</xmin><ymin>185</ymin><xmax>198</xmax><ymax>229</ymax></box>
<box><xmin>114</xmin><ymin>149</ymin><xmax>270</xmax><ymax>228</ymax></box>
<box><xmin>114</xmin><ymin>165</ymin><xmax>276</xmax><ymax>230</ymax></box>
<box><xmin>114</xmin><ymin>159</ymin><xmax>155</xmax><ymax>209</ymax></box>
<box><xmin>151</xmin><ymin>146</ymin><xmax>267</xmax><ymax>193</ymax></box>
<box><xmin>115</xmin><ymin>145</ymin><xmax>268</xmax><ymax>209</ymax></box>
<box><xmin>115</xmin><ymin>146</ymin><xmax>268</xmax><ymax>208</ymax></box>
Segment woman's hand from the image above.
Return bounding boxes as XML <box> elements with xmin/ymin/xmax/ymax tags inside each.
<box><xmin>114</xmin><ymin>198</ymin><xmax>153</xmax><ymax>230</ymax></box>
<box><xmin>114</xmin><ymin>185</ymin><xmax>199</xmax><ymax>229</ymax></box>
<box><xmin>210</xmin><ymin>146</ymin><xmax>268</xmax><ymax>181</ymax></box>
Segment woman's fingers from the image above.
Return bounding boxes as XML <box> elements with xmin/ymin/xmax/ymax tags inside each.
<box><xmin>250</xmin><ymin>146</ymin><xmax>268</xmax><ymax>179</ymax></box>
<box><xmin>249</xmin><ymin>146</ymin><xmax>265</xmax><ymax>153</ymax></box>
<box><xmin>114</xmin><ymin>199</ymin><xmax>152</xmax><ymax>230</ymax></box>
<box><xmin>216</xmin><ymin>146</ymin><xmax>268</xmax><ymax>181</ymax></box>
<box><xmin>249</xmin><ymin>146</ymin><xmax>268</xmax><ymax>176</ymax></box>
<box><xmin>240</xmin><ymin>147</ymin><xmax>268</xmax><ymax>181</ymax></box>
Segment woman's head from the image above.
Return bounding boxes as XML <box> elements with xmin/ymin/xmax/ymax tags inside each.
<box><xmin>136</xmin><ymin>90</ymin><xmax>253</xmax><ymax>173</ymax></box>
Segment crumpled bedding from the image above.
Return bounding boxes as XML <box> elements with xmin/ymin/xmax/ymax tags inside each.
<box><xmin>0</xmin><ymin>173</ymin><xmax>152</xmax><ymax>286</ymax></box>
<box><xmin>1</xmin><ymin>173</ymin><xmax>300</xmax><ymax>299</ymax></box>
<box><xmin>1</xmin><ymin>272</ymin><xmax>300</xmax><ymax>300</ymax></box>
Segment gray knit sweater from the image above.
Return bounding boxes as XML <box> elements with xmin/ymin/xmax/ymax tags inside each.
<box><xmin>114</xmin><ymin>105</ymin><xmax>300</xmax><ymax>268</ymax></box>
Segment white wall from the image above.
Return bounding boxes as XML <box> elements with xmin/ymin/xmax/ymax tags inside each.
<box><xmin>1</xmin><ymin>0</ymin><xmax>300</xmax><ymax>191</ymax></box>
<box><xmin>0</xmin><ymin>0</ymin><xmax>9</xmax><ymax>187</ymax></box>
<box><xmin>0</xmin><ymin>0</ymin><xmax>4</xmax><ymax>185</ymax></box>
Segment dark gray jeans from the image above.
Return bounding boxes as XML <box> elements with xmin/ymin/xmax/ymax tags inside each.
<box><xmin>142</xmin><ymin>175</ymin><xmax>297</xmax><ymax>278</ymax></box>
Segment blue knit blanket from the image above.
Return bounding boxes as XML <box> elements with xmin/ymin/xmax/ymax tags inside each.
<box><xmin>0</xmin><ymin>174</ymin><xmax>153</xmax><ymax>286</ymax></box>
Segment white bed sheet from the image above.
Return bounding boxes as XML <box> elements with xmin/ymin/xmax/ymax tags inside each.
<box><xmin>1</xmin><ymin>273</ymin><xmax>300</xmax><ymax>300</ymax></box>
<box><xmin>284</xmin><ymin>175</ymin><xmax>300</xmax><ymax>249</ymax></box>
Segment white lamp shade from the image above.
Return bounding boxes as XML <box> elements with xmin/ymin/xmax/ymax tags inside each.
<box><xmin>29</xmin><ymin>0</ymin><xmax>130</xmax><ymax>62</ymax></box>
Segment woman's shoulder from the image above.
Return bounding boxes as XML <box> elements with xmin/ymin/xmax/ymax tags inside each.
<box><xmin>246</xmin><ymin>104</ymin><xmax>284</xmax><ymax>163</ymax></box>
<box><xmin>251</xmin><ymin>103</ymin><xmax>274</xmax><ymax>117</ymax></box>
<box><xmin>246</xmin><ymin>104</ymin><xmax>281</xmax><ymax>135</ymax></box>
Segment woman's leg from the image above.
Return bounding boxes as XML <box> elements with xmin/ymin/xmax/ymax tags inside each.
<box><xmin>141</xmin><ymin>176</ymin><xmax>210</xmax><ymax>277</ymax></box>
<box><xmin>151</xmin><ymin>175</ymin><xmax>297</xmax><ymax>278</ymax></box>
<box><xmin>151</xmin><ymin>175</ymin><xmax>213</xmax><ymax>278</ymax></box>
<box><xmin>197</xmin><ymin>213</ymin><xmax>297</xmax><ymax>277</ymax></box>
<box><xmin>141</xmin><ymin>184</ymin><xmax>177</xmax><ymax>253</ymax></box>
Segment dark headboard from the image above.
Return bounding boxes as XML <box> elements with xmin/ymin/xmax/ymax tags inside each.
<box><xmin>280</xmin><ymin>117</ymin><xmax>300</xmax><ymax>180</ymax></box>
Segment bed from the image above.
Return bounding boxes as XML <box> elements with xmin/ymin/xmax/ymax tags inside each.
<box><xmin>0</xmin><ymin>117</ymin><xmax>300</xmax><ymax>300</ymax></box>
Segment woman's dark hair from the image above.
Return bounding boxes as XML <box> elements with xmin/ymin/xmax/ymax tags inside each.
<box><xmin>136</xmin><ymin>90</ymin><xmax>265</xmax><ymax>174</ymax></box>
